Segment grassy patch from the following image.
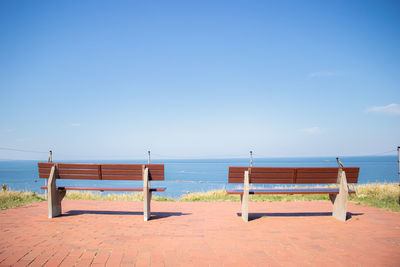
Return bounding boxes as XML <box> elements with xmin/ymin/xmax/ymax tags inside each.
<box><xmin>350</xmin><ymin>183</ymin><xmax>400</xmax><ymax>212</ymax></box>
<box><xmin>179</xmin><ymin>183</ymin><xmax>400</xmax><ymax>212</ymax></box>
<box><xmin>0</xmin><ymin>183</ymin><xmax>398</xmax><ymax>212</ymax></box>
<box><xmin>0</xmin><ymin>191</ymin><xmax>45</xmax><ymax>210</ymax></box>
<box><xmin>65</xmin><ymin>191</ymin><xmax>174</xmax><ymax>202</ymax></box>
<box><xmin>179</xmin><ymin>190</ymin><xmax>240</xmax><ymax>202</ymax></box>
<box><xmin>180</xmin><ymin>189</ymin><xmax>330</xmax><ymax>202</ymax></box>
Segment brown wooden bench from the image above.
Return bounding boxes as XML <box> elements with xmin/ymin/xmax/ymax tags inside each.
<box><xmin>227</xmin><ymin>166</ymin><xmax>359</xmax><ymax>222</ymax></box>
<box><xmin>38</xmin><ymin>163</ymin><xmax>165</xmax><ymax>221</ymax></box>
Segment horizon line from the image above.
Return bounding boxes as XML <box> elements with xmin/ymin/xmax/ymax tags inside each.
<box><xmin>0</xmin><ymin>153</ymin><xmax>397</xmax><ymax>162</ymax></box>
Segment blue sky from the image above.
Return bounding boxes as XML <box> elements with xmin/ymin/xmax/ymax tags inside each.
<box><xmin>0</xmin><ymin>0</ymin><xmax>399</xmax><ymax>160</ymax></box>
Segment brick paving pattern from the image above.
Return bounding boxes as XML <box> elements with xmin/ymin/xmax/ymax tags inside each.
<box><xmin>0</xmin><ymin>200</ymin><xmax>399</xmax><ymax>266</ymax></box>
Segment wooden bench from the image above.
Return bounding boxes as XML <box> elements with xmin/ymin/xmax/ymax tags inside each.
<box><xmin>227</xmin><ymin>166</ymin><xmax>359</xmax><ymax>222</ymax></box>
<box><xmin>38</xmin><ymin>163</ymin><xmax>165</xmax><ymax>221</ymax></box>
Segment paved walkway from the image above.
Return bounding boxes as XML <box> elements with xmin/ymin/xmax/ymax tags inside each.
<box><xmin>0</xmin><ymin>200</ymin><xmax>399</xmax><ymax>266</ymax></box>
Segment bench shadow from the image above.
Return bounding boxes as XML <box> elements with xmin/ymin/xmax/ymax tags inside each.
<box><xmin>63</xmin><ymin>210</ymin><xmax>191</xmax><ymax>220</ymax></box>
<box><xmin>237</xmin><ymin>212</ymin><xmax>364</xmax><ymax>221</ymax></box>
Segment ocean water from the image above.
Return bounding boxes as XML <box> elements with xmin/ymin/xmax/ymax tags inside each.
<box><xmin>0</xmin><ymin>156</ymin><xmax>398</xmax><ymax>199</ymax></box>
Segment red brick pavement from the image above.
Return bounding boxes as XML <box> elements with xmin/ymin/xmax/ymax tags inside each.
<box><xmin>0</xmin><ymin>200</ymin><xmax>399</xmax><ymax>266</ymax></box>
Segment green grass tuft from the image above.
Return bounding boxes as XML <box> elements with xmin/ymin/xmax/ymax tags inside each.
<box><xmin>0</xmin><ymin>190</ymin><xmax>45</xmax><ymax>210</ymax></box>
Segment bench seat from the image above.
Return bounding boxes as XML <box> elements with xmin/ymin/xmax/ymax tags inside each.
<box><xmin>38</xmin><ymin>162</ymin><xmax>166</xmax><ymax>221</ymax></box>
<box><xmin>227</xmin><ymin>188</ymin><xmax>356</xmax><ymax>195</ymax></box>
<box><xmin>227</xmin><ymin>166</ymin><xmax>360</xmax><ymax>222</ymax></box>
<box><xmin>41</xmin><ymin>186</ymin><xmax>166</xmax><ymax>192</ymax></box>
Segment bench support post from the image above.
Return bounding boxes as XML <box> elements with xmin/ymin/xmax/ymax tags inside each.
<box><xmin>48</xmin><ymin>165</ymin><xmax>66</xmax><ymax>218</ymax></box>
<box><xmin>241</xmin><ymin>170</ymin><xmax>250</xmax><ymax>222</ymax></box>
<box><xmin>331</xmin><ymin>168</ymin><xmax>349</xmax><ymax>221</ymax></box>
<box><xmin>143</xmin><ymin>167</ymin><xmax>152</xmax><ymax>221</ymax></box>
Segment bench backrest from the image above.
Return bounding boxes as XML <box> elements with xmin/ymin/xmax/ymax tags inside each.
<box><xmin>38</xmin><ymin>163</ymin><xmax>164</xmax><ymax>181</ymax></box>
<box><xmin>228</xmin><ymin>167</ymin><xmax>359</xmax><ymax>184</ymax></box>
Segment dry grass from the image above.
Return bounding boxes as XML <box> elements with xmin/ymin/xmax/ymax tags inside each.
<box><xmin>0</xmin><ymin>183</ymin><xmax>398</xmax><ymax>212</ymax></box>
<box><xmin>351</xmin><ymin>183</ymin><xmax>400</xmax><ymax>212</ymax></box>
<box><xmin>180</xmin><ymin>183</ymin><xmax>400</xmax><ymax>212</ymax></box>
<box><xmin>65</xmin><ymin>191</ymin><xmax>173</xmax><ymax>201</ymax></box>
<box><xmin>179</xmin><ymin>190</ymin><xmax>240</xmax><ymax>202</ymax></box>
<box><xmin>0</xmin><ymin>190</ymin><xmax>44</xmax><ymax>210</ymax></box>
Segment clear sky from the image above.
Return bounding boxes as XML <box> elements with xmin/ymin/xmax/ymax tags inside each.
<box><xmin>0</xmin><ymin>0</ymin><xmax>399</xmax><ymax>160</ymax></box>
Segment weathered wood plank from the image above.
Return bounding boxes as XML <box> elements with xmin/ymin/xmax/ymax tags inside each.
<box><xmin>101</xmin><ymin>164</ymin><xmax>144</xmax><ymax>170</ymax></box>
<box><xmin>226</xmin><ymin>188</ymin><xmax>356</xmax><ymax>194</ymax></box>
<box><xmin>40</xmin><ymin>169</ymin><xmax>99</xmax><ymax>175</ymax></box>
<box><xmin>101</xmin><ymin>175</ymin><xmax>143</xmax><ymax>180</ymax></box>
<box><xmin>101</xmin><ymin>169</ymin><xmax>143</xmax><ymax>175</ymax></box>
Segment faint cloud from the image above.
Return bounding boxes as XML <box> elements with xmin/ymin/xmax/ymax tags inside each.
<box><xmin>16</xmin><ymin>137</ymin><xmax>32</xmax><ymax>142</ymax></box>
<box><xmin>300</xmin><ymin>126</ymin><xmax>322</xmax><ymax>135</ymax></box>
<box><xmin>308</xmin><ymin>71</ymin><xmax>342</xmax><ymax>78</ymax></box>
<box><xmin>71</xmin><ymin>123</ymin><xmax>81</xmax><ymax>127</ymax></box>
<box><xmin>366</xmin><ymin>103</ymin><xmax>400</xmax><ymax>115</ymax></box>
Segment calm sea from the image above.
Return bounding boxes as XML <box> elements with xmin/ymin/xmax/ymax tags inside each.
<box><xmin>0</xmin><ymin>156</ymin><xmax>398</xmax><ymax>199</ymax></box>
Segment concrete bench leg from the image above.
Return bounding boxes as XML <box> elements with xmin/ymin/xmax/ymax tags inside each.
<box><xmin>241</xmin><ymin>170</ymin><xmax>250</xmax><ymax>222</ymax></box>
<box><xmin>48</xmin><ymin>165</ymin><xmax>66</xmax><ymax>218</ymax></box>
<box><xmin>331</xmin><ymin>169</ymin><xmax>349</xmax><ymax>221</ymax></box>
<box><xmin>143</xmin><ymin>167</ymin><xmax>151</xmax><ymax>221</ymax></box>
<box><xmin>144</xmin><ymin>191</ymin><xmax>152</xmax><ymax>221</ymax></box>
<box><xmin>241</xmin><ymin>193</ymin><xmax>249</xmax><ymax>222</ymax></box>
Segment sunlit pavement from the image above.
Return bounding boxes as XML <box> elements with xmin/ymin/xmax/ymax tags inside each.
<box><xmin>0</xmin><ymin>200</ymin><xmax>399</xmax><ymax>266</ymax></box>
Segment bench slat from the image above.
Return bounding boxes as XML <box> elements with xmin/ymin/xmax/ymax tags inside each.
<box><xmin>229</xmin><ymin>172</ymin><xmax>250</xmax><ymax>178</ymax></box>
<box><xmin>101</xmin><ymin>164</ymin><xmax>143</xmax><ymax>170</ymax></box>
<box><xmin>227</xmin><ymin>188</ymin><xmax>356</xmax><ymax>194</ymax></box>
<box><xmin>38</xmin><ymin>173</ymin><xmax>100</xmax><ymax>179</ymax></box>
<box><xmin>101</xmin><ymin>169</ymin><xmax>143</xmax><ymax>175</ymax></box>
<box><xmin>145</xmin><ymin>164</ymin><xmax>164</xmax><ymax>170</ymax></box>
<box><xmin>229</xmin><ymin>167</ymin><xmax>250</xmax><ymax>173</ymax></box>
<box><xmin>58</xmin><ymin>163</ymin><xmax>100</xmax><ymax>169</ymax></box>
<box><xmin>251</xmin><ymin>172</ymin><xmax>294</xmax><ymax>178</ymax></box>
<box><xmin>229</xmin><ymin>176</ymin><xmax>295</xmax><ymax>184</ymax></box>
<box><xmin>250</xmin><ymin>167</ymin><xmax>295</xmax><ymax>173</ymax></box>
<box><xmin>101</xmin><ymin>175</ymin><xmax>143</xmax><ymax>180</ymax></box>
<box><xmin>229</xmin><ymin>172</ymin><xmax>294</xmax><ymax>179</ymax></box>
<box><xmin>297</xmin><ymin>167</ymin><xmax>359</xmax><ymax>172</ymax></box>
<box><xmin>295</xmin><ymin>178</ymin><xmax>345</xmax><ymax>184</ymax></box>
<box><xmin>228</xmin><ymin>178</ymin><xmax>248</xmax><ymax>183</ymax></box>
<box><xmin>39</xmin><ymin>169</ymin><xmax>99</xmax><ymax>175</ymax></box>
<box><xmin>249</xmin><ymin>179</ymin><xmax>296</xmax><ymax>184</ymax></box>
<box><xmin>51</xmin><ymin>174</ymin><xmax>100</xmax><ymax>180</ymax></box>
<box><xmin>148</xmin><ymin>175</ymin><xmax>164</xmax><ymax>181</ymax></box>
<box><xmin>40</xmin><ymin>186</ymin><xmax>166</xmax><ymax>192</ymax></box>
